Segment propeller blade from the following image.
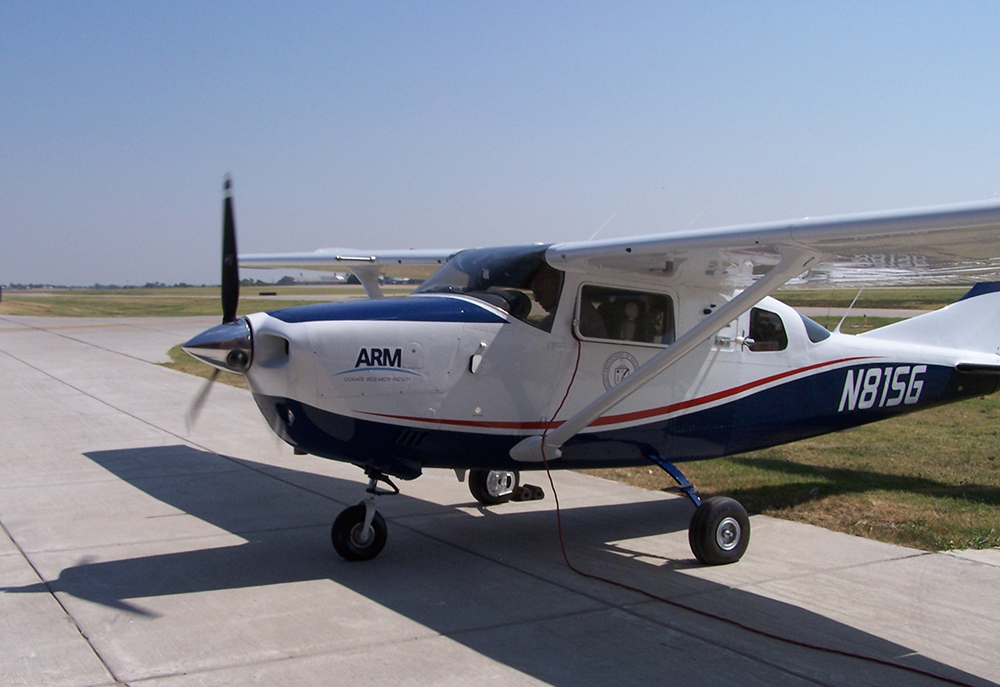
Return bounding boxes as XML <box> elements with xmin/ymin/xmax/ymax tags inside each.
<box><xmin>221</xmin><ymin>177</ymin><xmax>239</xmax><ymax>324</ymax></box>
<box><xmin>185</xmin><ymin>368</ymin><xmax>221</xmax><ymax>432</ymax></box>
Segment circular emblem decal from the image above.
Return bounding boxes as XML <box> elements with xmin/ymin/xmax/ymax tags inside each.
<box><xmin>603</xmin><ymin>352</ymin><xmax>639</xmax><ymax>390</ymax></box>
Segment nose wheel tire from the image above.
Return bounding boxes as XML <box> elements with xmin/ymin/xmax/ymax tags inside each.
<box><xmin>468</xmin><ymin>469</ymin><xmax>520</xmax><ymax>505</ymax></box>
<box><xmin>688</xmin><ymin>496</ymin><xmax>750</xmax><ymax>565</ymax></box>
<box><xmin>332</xmin><ymin>504</ymin><xmax>387</xmax><ymax>561</ymax></box>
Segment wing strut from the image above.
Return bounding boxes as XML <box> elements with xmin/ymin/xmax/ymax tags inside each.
<box><xmin>349</xmin><ymin>265</ymin><xmax>382</xmax><ymax>299</ymax></box>
<box><xmin>509</xmin><ymin>248</ymin><xmax>818</xmax><ymax>462</ymax></box>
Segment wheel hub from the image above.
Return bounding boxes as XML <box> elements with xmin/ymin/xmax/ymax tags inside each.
<box><xmin>716</xmin><ymin>516</ymin><xmax>741</xmax><ymax>551</ymax></box>
<box><xmin>351</xmin><ymin>522</ymin><xmax>375</xmax><ymax>547</ymax></box>
<box><xmin>486</xmin><ymin>470</ymin><xmax>516</xmax><ymax>497</ymax></box>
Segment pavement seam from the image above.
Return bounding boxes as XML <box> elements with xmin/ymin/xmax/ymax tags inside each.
<box><xmin>0</xmin><ymin>517</ymin><xmax>126</xmax><ymax>686</ymax></box>
<box><xmin>0</xmin><ymin>315</ymin><xmax>168</xmax><ymax>365</ymax></box>
<box><xmin>120</xmin><ymin>607</ymin><xmax>607</xmax><ymax>685</ymax></box>
<box><xmin>449</xmin><ymin>602</ymin><xmax>840</xmax><ymax>687</ymax></box>
<box><xmin>0</xmin><ymin>466</ymin><xmax>248</xmax><ymax>492</ymax></box>
<box><xmin>662</xmin><ymin>549</ymin><xmax>932</xmax><ymax>604</ymax></box>
<box><xmin>613</xmin><ymin>598</ymin><xmax>893</xmax><ymax>687</ymax></box>
<box><xmin>381</xmin><ymin>512</ymin><xmax>854</xmax><ymax>685</ymax></box>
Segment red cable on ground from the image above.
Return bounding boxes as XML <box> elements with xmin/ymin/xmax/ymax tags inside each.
<box><xmin>538</xmin><ymin>338</ymin><xmax>977</xmax><ymax>687</ymax></box>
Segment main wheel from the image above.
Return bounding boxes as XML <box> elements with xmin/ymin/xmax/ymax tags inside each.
<box><xmin>688</xmin><ymin>496</ymin><xmax>750</xmax><ymax>565</ymax></box>
<box><xmin>332</xmin><ymin>504</ymin><xmax>387</xmax><ymax>561</ymax></box>
<box><xmin>468</xmin><ymin>469</ymin><xmax>520</xmax><ymax>505</ymax></box>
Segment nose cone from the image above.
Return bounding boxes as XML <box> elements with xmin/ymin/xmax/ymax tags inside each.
<box><xmin>182</xmin><ymin>319</ymin><xmax>253</xmax><ymax>374</ymax></box>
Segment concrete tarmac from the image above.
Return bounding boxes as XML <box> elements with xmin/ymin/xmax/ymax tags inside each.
<box><xmin>1</xmin><ymin>314</ymin><xmax>998</xmax><ymax>687</ymax></box>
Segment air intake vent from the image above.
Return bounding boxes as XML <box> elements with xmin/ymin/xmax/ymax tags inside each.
<box><xmin>394</xmin><ymin>429</ymin><xmax>427</xmax><ymax>447</ymax></box>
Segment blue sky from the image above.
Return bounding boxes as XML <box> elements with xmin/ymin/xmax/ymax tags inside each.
<box><xmin>3</xmin><ymin>2</ymin><xmax>1000</xmax><ymax>285</ymax></box>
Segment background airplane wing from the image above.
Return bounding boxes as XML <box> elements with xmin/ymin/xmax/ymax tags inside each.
<box><xmin>546</xmin><ymin>200</ymin><xmax>1000</xmax><ymax>288</ymax></box>
<box><xmin>240</xmin><ymin>248</ymin><xmax>460</xmax><ymax>298</ymax></box>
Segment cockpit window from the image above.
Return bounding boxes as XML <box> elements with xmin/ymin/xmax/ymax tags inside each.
<box><xmin>748</xmin><ymin>307</ymin><xmax>788</xmax><ymax>352</ymax></box>
<box><xmin>414</xmin><ymin>245</ymin><xmax>562</xmax><ymax>332</ymax></box>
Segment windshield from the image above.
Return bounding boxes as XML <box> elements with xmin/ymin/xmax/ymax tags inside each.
<box><xmin>414</xmin><ymin>245</ymin><xmax>562</xmax><ymax>331</ymax></box>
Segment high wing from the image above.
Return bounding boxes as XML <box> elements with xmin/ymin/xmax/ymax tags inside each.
<box><xmin>545</xmin><ymin>199</ymin><xmax>1000</xmax><ymax>287</ymax></box>
<box><xmin>240</xmin><ymin>248</ymin><xmax>459</xmax><ymax>298</ymax></box>
<box><xmin>511</xmin><ymin>199</ymin><xmax>1000</xmax><ymax>461</ymax></box>
<box><xmin>240</xmin><ymin>201</ymin><xmax>1000</xmax><ymax>296</ymax></box>
<box><xmin>235</xmin><ymin>200</ymin><xmax>1000</xmax><ymax>460</ymax></box>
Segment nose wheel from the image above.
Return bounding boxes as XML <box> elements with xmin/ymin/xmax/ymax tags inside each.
<box><xmin>331</xmin><ymin>469</ymin><xmax>397</xmax><ymax>562</ymax></box>
<box><xmin>331</xmin><ymin>502</ymin><xmax>387</xmax><ymax>561</ymax></box>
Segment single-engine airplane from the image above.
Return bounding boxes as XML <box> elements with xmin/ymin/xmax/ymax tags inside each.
<box><xmin>184</xmin><ymin>179</ymin><xmax>1000</xmax><ymax>565</ymax></box>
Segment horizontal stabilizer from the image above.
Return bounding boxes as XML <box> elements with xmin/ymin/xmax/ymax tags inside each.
<box><xmin>954</xmin><ymin>362</ymin><xmax>1000</xmax><ymax>374</ymax></box>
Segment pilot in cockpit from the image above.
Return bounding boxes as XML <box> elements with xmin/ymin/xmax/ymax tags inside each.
<box><xmin>530</xmin><ymin>264</ymin><xmax>606</xmax><ymax>337</ymax></box>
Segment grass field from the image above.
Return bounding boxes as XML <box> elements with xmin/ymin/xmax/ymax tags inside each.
<box><xmin>8</xmin><ymin>285</ymin><xmax>999</xmax><ymax>551</ymax></box>
<box><xmin>585</xmin><ymin>393</ymin><xmax>1000</xmax><ymax>551</ymax></box>
<box><xmin>1</xmin><ymin>284</ymin><xmax>969</xmax><ymax>318</ymax></box>
<box><xmin>775</xmin><ymin>285</ymin><xmax>969</xmax><ymax>310</ymax></box>
<box><xmin>0</xmin><ymin>284</ymin><xmax>412</xmax><ymax>317</ymax></box>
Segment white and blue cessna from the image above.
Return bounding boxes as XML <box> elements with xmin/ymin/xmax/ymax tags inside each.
<box><xmin>185</xmin><ymin>181</ymin><xmax>1000</xmax><ymax>565</ymax></box>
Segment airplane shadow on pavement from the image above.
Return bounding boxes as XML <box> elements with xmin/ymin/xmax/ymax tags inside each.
<box><xmin>4</xmin><ymin>444</ymin><xmax>992</xmax><ymax>687</ymax></box>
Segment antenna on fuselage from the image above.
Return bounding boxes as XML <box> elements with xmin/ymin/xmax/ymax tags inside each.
<box><xmin>588</xmin><ymin>213</ymin><xmax>617</xmax><ymax>241</ymax></box>
<box><xmin>835</xmin><ymin>287</ymin><xmax>865</xmax><ymax>334</ymax></box>
<box><xmin>682</xmin><ymin>203</ymin><xmax>710</xmax><ymax>231</ymax></box>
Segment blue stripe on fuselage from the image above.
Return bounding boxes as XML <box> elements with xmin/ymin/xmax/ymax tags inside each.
<box><xmin>253</xmin><ymin>362</ymin><xmax>998</xmax><ymax>479</ymax></box>
<box><xmin>268</xmin><ymin>295</ymin><xmax>506</xmax><ymax>324</ymax></box>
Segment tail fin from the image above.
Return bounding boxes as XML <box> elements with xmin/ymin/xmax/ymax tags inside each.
<box><xmin>861</xmin><ymin>282</ymin><xmax>1000</xmax><ymax>356</ymax></box>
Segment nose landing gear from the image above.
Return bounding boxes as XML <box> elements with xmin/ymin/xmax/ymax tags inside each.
<box><xmin>331</xmin><ymin>469</ymin><xmax>398</xmax><ymax>561</ymax></box>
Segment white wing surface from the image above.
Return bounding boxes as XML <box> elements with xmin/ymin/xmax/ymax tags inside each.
<box><xmin>547</xmin><ymin>200</ymin><xmax>1000</xmax><ymax>288</ymax></box>
<box><xmin>240</xmin><ymin>248</ymin><xmax>459</xmax><ymax>298</ymax></box>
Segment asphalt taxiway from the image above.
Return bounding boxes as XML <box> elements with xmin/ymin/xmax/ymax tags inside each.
<box><xmin>1</xmin><ymin>314</ymin><xmax>998</xmax><ymax>686</ymax></box>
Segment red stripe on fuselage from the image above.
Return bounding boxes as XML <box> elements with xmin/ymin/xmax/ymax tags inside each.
<box><xmin>359</xmin><ymin>356</ymin><xmax>875</xmax><ymax>431</ymax></box>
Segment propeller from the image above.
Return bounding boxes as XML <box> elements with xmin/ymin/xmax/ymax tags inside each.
<box><xmin>221</xmin><ymin>176</ymin><xmax>239</xmax><ymax>324</ymax></box>
<box><xmin>185</xmin><ymin>369</ymin><xmax>220</xmax><ymax>431</ymax></box>
<box><xmin>183</xmin><ymin>177</ymin><xmax>253</xmax><ymax>431</ymax></box>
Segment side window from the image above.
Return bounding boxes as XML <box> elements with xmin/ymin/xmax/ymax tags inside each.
<box><xmin>473</xmin><ymin>264</ymin><xmax>563</xmax><ymax>332</ymax></box>
<box><xmin>578</xmin><ymin>285</ymin><xmax>675</xmax><ymax>345</ymax></box>
<box><xmin>748</xmin><ymin>308</ymin><xmax>787</xmax><ymax>352</ymax></box>
<box><xmin>800</xmin><ymin>313</ymin><xmax>831</xmax><ymax>343</ymax></box>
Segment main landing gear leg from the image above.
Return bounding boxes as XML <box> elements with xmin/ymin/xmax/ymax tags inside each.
<box><xmin>331</xmin><ymin>469</ymin><xmax>398</xmax><ymax>561</ymax></box>
<box><xmin>647</xmin><ymin>454</ymin><xmax>750</xmax><ymax>566</ymax></box>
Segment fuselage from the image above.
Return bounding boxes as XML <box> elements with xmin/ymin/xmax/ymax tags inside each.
<box><xmin>237</xmin><ymin>261</ymin><xmax>999</xmax><ymax>480</ymax></box>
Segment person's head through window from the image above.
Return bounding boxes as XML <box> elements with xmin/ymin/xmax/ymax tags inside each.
<box><xmin>530</xmin><ymin>263</ymin><xmax>561</xmax><ymax>313</ymax></box>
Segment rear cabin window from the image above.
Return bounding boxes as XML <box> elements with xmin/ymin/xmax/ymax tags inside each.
<box><xmin>578</xmin><ymin>285</ymin><xmax>675</xmax><ymax>345</ymax></box>
<box><xmin>748</xmin><ymin>307</ymin><xmax>787</xmax><ymax>352</ymax></box>
<box><xmin>800</xmin><ymin>313</ymin><xmax>831</xmax><ymax>343</ymax></box>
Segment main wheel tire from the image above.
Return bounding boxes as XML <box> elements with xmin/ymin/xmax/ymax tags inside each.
<box><xmin>688</xmin><ymin>496</ymin><xmax>750</xmax><ymax>565</ymax></box>
<box><xmin>331</xmin><ymin>504</ymin><xmax>387</xmax><ymax>561</ymax></box>
<box><xmin>468</xmin><ymin>469</ymin><xmax>520</xmax><ymax>505</ymax></box>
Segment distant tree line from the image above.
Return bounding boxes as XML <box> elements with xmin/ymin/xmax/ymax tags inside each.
<box><xmin>4</xmin><ymin>282</ymin><xmax>209</xmax><ymax>290</ymax></box>
<box><xmin>3</xmin><ymin>274</ymin><xmax>397</xmax><ymax>290</ymax></box>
